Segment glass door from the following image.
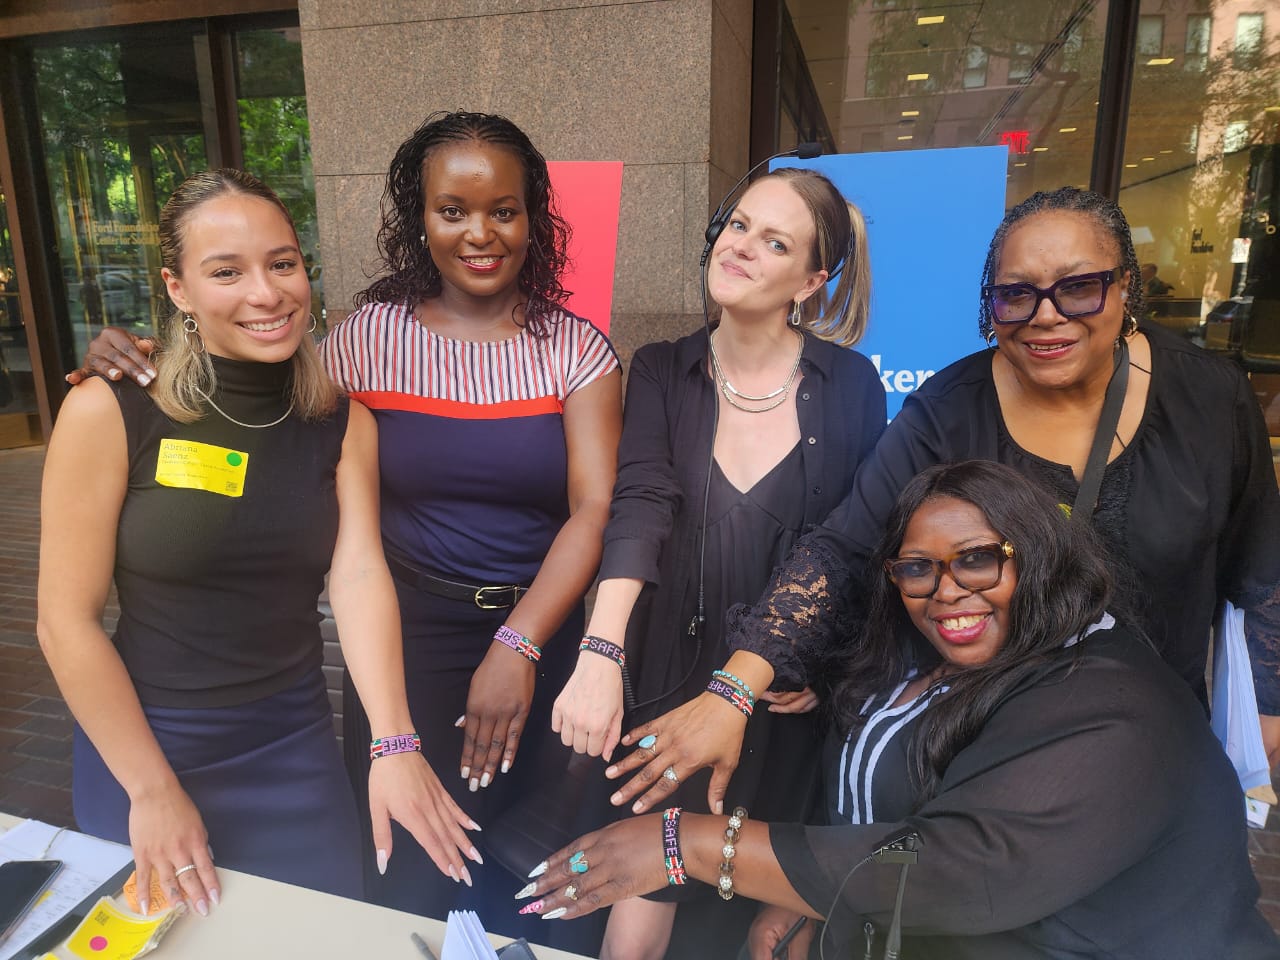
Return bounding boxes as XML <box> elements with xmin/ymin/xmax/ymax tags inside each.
<box><xmin>0</xmin><ymin>189</ymin><xmax>39</xmax><ymax>448</ymax></box>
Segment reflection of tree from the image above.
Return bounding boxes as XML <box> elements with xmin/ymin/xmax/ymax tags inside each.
<box><xmin>238</xmin><ymin>96</ymin><xmax>317</xmax><ymax>252</ymax></box>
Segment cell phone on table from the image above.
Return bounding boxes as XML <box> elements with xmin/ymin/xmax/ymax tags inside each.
<box><xmin>0</xmin><ymin>859</ymin><xmax>64</xmax><ymax>943</ymax></box>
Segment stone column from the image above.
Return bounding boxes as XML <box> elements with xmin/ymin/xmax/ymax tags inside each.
<box><xmin>298</xmin><ymin>0</ymin><xmax>753</xmax><ymax>363</ymax></box>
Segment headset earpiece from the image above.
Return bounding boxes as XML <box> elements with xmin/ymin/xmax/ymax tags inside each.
<box><xmin>704</xmin><ymin>202</ymin><xmax>736</xmax><ymax>248</ymax></box>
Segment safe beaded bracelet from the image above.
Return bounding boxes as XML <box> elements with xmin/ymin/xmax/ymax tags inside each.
<box><xmin>494</xmin><ymin>624</ymin><xmax>542</xmax><ymax>663</ymax></box>
<box><xmin>717</xmin><ymin>806</ymin><xmax>748</xmax><ymax>901</ymax></box>
<box><xmin>662</xmin><ymin>807</ymin><xmax>687</xmax><ymax>886</ymax></box>
<box><xmin>579</xmin><ymin>634</ymin><xmax>626</xmax><ymax>669</ymax></box>
<box><xmin>369</xmin><ymin>733</ymin><xmax>421</xmax><ymax>760</ymax></box>
<box><xmin>712</xmin><ymin>669</ymin><xmax>756</xmax><ymax>702</ymax></box>
<box><xmin>706</xmin><ymin>677</ymin><xmax>755</xmax><ymax>718</ymax></box>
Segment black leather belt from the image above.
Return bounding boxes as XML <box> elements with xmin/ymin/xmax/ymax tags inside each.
<box><xmin>385</xmin><ymin>555</ymin><xmax>528</xmax><ymax>610</ymax></box>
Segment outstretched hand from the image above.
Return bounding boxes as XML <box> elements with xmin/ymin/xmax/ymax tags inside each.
<box><xmin>65</xmin><ymin>327</ymin><xmax>156</xmax><ymax>387</ymax></box>
<box><xmin>459</xmin><ymin>641</ymin><xmax>535</xmax><ymax>792</ymax></box>
<box><xmin>552</xmin><ymin>652</ymin><xmax>625</xmax><ymax>761</ymax></box>
<box><xmin>128</xmin><ymin>779</ymin><xmax>219</xmax><ymax>917</ymax></box>
<box><xmin>605</xmin><ymin>692</ymin><xmax>747</xmax><ymax>815</ymax></box>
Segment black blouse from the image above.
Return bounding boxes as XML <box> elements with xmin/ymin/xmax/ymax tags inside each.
<box><xmin>728</xmin><ymin>324</ymin><xmax>1280</xmax><ymax>710</ymax></box>
<box><xmin>771</xmin><ymin>628</ymin><xmax>1279</xmax><ymax>958</ymax></box>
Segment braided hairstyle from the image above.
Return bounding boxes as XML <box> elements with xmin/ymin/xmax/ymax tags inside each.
<box><xmin>977</xmin><ymin>186</ymin><xmax>1144</xmax><ymax>343</ymax></box>
<box><xmin>357</xmin><ymin>111</ymin><xmax>572</xmax><ymax>335</ymax></box>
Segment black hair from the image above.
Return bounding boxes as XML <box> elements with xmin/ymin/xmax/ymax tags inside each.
<box><xmin>977</xmin><ymin>186</ymin><xmax>1145</xmax><ymax>342</ymax></box>
<box><xmin>831</xmin><ymin>460</ymin><xmax>1114</xmax><ymax>802</ymax></box>
<box><xmin>356</xmin><ymin>111</ymin><xmax>572</xmax><ymax>335</ymax></box>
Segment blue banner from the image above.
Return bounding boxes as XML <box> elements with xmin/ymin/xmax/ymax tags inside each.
<box><xmin>776</xmin><ymin>147</ymin><xmax>1008</xmax><ymax>417</ymax></box>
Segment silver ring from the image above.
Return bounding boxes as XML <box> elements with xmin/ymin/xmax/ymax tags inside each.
<box><xmin>174</xmin><ymin>864</ymin><xmax>198</xmax><ymax>878</ymax></box>
<box><xmin>662</xmin><ymin>765</ymin><xmax>679</xmax><ymax>784</ymax></box>
<box><xmin>564</xmin><ymin>883</ymin><xmax>579</xmax><ymax>901</ymax></box>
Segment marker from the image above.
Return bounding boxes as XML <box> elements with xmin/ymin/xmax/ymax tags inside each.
<box><xmin>410</xmin><ymin>931</ymin><xmax>440</xmax><ymax>960</ymax></box>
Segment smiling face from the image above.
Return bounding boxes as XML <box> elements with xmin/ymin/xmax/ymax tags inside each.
<box><xmin>895</xmin><ymin>496</ymin><xmax>1018</xmax><ymax>671</ymax></box>
<box><xmin>161</xmin><ymin>193</ymin><xmax>310</xmax><ymax>363</ymax></box>
<box><xmin>992</xmin><ymin>210</ymin><xmax>1130</xmax><ymax>395</ymax></box>
<box><xmin>421</xmin><ymin>140</ymin><xmax>530</xmax><ymax>306</ymax></box>
<box><xmin>707</xmin><ymin>178</ymin><xmax>828</xmax><ymax>319</ymax></box>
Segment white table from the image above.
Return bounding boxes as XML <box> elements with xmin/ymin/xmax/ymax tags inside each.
<box><xmin>0</xmin><ymin>815</ymin><xmax>593</xmax><ymax>960</ymax></box>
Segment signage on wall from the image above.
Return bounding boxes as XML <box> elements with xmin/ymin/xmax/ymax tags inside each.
<box><xmin>999</xmin><ymin>130</ymin><xmax>1030</xmax><ymax>155</ymax></box>
<box><xmin>775</xmin><ymin>146</ymin><xmax>1009</xmax><ymax>417</ymax></box>
<box><xmin>547</xmin><ymin>161</ymin><xmax>623</xmax><ymax>335</ymax></box>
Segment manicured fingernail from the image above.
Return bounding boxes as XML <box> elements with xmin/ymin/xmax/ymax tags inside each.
<box><xmin>501</xmin><ymin>760</ymin><xmax>510</xmax><ymax>774</ymax></box>
<box><xmin>139</xmin><ymin>898</ymin><xmax>149</xmax><ymax>915</ymax></box>
<box><xmin>108</xmin><ymin>368</ymin><xmax>121</xmax><ymax>379</ymax></box>
<box><xmin>195</xmin><ymin>899</ymin><xmax>208</xmax><ymax>917</ymax></box>
<box><xmin>449</xmin><ymin>864</ymin><xmax>460</xmax><ymax>883</ymax></box>
<box><xmin>146</xmin><ymin>367</ymin><xmax>157</xmax><ymax>378</ymax></box>
<box><xmin>377</xmin><ymin>848</ymin><xmax>388</xmax><ymax>875</ymax></box>
<box><xmin>542</xmin><ymin>907</ymin><xmax>567</xmax><ymax>920</ymax></box>
<box><xmin>480</xmin><ymin>772</ymin><xmax>491</xmax><ymax>788</ymax></box>
<box><xmin>209</xmin><ymin>888</ymin><xmax>220</xmax><ymax>906</ymax></box>
<box><xmin>469</xmin><ymin>777</ymin><xmax>479</xmax><ymax>793</ymax></box>
<box><xmin>518</xmin><ymin>898</ymin><xmax>544</xmax><ymax>915</ymax></box>
<box><xmin>605</xmin><ymin>766</ymin><xmax>618</xmax><ymax>778</ymax></box>
<box><xmin>713</xmin><ymin>800</ymin><xmax>724</xmax><ymax>815</ymax></box>
<box><xmin>455</xmin><ymin>715</ymin><xmax>466</xmax><ymax>728</ymax></box>
<box><xmin>469</xmin><ymin>847</ymin><xmax>484</xmax><ymax>865</ymax></box>
<box><xmin>527</xmin><ymin>860</ymin><xmax>548</xmax><ymax>878</ymax></box>
<box><xmin>469</xmin><ymin>819</ymin><xmax>483</xmax><ymax>832</ymax></box>
<box><xmin>138</xmin><ymin>374</ymin><xmax>152</xmax><ymax>386</ymax></box>
<box><xmin>460</xmin><ymin>766</ymin><xmax>470</xmax><ymax>780</ymax></box>
<box><xmin>460</xmin><ymin>866</ymin><xmax>473</xmax><ymax>888</ymax></box>
<box><xmin>610</xmin><ymin>792</ymin><xmax>624</xmax><ymax>805</ymax></box>
<box><xmin>632</xmin><ymin>801</ymin><xmax>645</xmax><ymax>813</ymax></box>
<box><xmin>514</xmin><ymin>882</ymin><xmax>537</xmax><ymax>899</ymax></box>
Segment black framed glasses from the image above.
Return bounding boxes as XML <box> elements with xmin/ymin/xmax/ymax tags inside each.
<box><xmin>884</xmin><ymin>541</ymin><xmax>1015</xmax><ymax>599</ymax></box>
<box><xmin>982</xmin><ymin>267</ymin><xmax>1123</xmax><ymax>325</ymax></box>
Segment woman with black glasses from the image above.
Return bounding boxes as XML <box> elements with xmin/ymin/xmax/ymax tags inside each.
<box><xmin>516</xmin><ymin>462</ymin><xmax>1279</xmax><ymax>958</ymax></box>
<box><xmin>604</xmin><ymin>186</ymin><xmax>1280</xmax><ymax>840</ymax></box>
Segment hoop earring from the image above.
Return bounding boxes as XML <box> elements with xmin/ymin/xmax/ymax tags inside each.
<box><xmin>789</xmin><ymin>301</ymin><xmax>803</xmax><ymax>327</ymax></box>
<box><xmin>1122</xmin><ymin>313</ymin><xmax>1138</xmax><ymax>337</ymax></box>
<box><xmin>183</xmin><ymin>314</ymin><xmax>205</xmax><ymax>354</ymax></box>
<box><xmin>984</xmin><ymin>326</ymin><xmax>997</xmax><ymax>348</ymax></box>
<box><xmin>307</xmin><ymin>313</ymin><xmax>318</xmax><ymax>334</ymax></box>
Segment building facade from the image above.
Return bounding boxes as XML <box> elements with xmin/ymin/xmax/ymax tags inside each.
<box><xmin>0</xmin><ymin>0</ymin><xmax>1277</xmax><ymax>450</ymax></box>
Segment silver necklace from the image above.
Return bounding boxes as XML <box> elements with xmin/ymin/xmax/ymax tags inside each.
<box><xmin>196</xmin><ymin>388</ymin><xmax>294</xmax><ymax>429</ymax></box>
<box><xmin>709</xmin><ymin>329</ymin><xmax>803</xmax><ymax>413</ymax></box>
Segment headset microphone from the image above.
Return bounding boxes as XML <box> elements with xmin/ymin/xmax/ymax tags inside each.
<box><xmin>700</xmin><ymin>142</ymin><xmax>825</xmax><ymax>266</ymax></box>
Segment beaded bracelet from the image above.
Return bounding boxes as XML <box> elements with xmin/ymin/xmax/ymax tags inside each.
<box><xmin>717</xmin><ymin>806</ymin><xmax>747</xmax><ymax>901</ymax></box>
<box><xmin>369</xmin><ymin>733</ymin><xmax>421</xmax><ymax>760</ymax></box>
<box><xmin>661</xmin><ymin>807</ymin><xmax>687</xmax><ymax>886</ymax></box>
<box><xmin>712</xmin><ymin>669</ymin><xmax>756</xmax><ymax>702</ymax></box>
<box><xmin>706</xmin><ymin>678</ymin><xmax>755</xmax><ymax>718</ymax></box>
<box><xmin>494</xmin><ymin>624</ymin><xmax>542</xmax><ymax>663</ymax></box>
<box><xmin>579</xmin><ymin>634</ymin><xmax>626</xmax><ymax>670</ymax></box>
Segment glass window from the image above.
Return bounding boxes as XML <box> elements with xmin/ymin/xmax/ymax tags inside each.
<box><xmin>234</xmin><ymin>26</ymin><xmax>325</xmax><ymax>328</ymax></box>
<box><xmin>0</xmin><ymin>189</ymin><xmax>39</xmax><ymax>448</ymax></box>
<box><xmin>1120</xmin><ymin>3</ymin><xmax>1280</xmax><ymax>442</ymax></box>
<box><xmin>781</xmin><ymin>1</ymin><xmax>1106</xmax><ymax>205</ymax></box>
<box><xmin>32</xmin><ymin>30</ymin><xmax>209</xmax><ymax>363</ymax></box>
<box><xmin>1185</xmin><ymin>14</ymin><xmax>1211</xmax><ymax>73</ymax></box>
<box><xmin>1138</xmin><ymin>15</ymin><xmax>1165</xmax><ymax>58</ymax></box>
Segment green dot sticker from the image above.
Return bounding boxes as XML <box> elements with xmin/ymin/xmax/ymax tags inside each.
<box><xmin>226</xmin><ymin>452</ymin><xmax>244</xmax><ymax>467</ymax></box>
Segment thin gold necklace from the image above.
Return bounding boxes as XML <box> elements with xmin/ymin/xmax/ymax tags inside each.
<box><xmin>709</xmin><ymin>329</ymin><xmax>804</xmax><ymax>413</ymax></box>
<box><xmin>196</xmin><ymin>388</ymin><xmax>294</xmax><ymax>429</ymax></box>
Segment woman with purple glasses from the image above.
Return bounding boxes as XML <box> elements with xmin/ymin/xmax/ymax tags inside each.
<box><xmin>604</xmin><ymin>186</ymin><xmax>1280</xmax><ymax>846</ymax></box>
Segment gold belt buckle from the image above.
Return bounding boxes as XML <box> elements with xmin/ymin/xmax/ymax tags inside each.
<box><xmin>474</xmin><ymin>585</ymin><xmax>516</xmax><ymax>610</ymax></box>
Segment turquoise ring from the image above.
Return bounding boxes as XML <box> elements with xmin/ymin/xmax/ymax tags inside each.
<box><xmin>638</xmin><ymin>735</ymin><xmax>657</xmax><ymax>750</ymax></box>
<box><xmin>569</xmin><ymin>851</ymin><xmax>589</xmax><ymax>874</ymax></box>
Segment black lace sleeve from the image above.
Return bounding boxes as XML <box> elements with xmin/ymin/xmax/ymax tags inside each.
<box><xmin>724</xmin><ymin>535</ymin><xmax>861</xmax><ymax>690</ymax></box>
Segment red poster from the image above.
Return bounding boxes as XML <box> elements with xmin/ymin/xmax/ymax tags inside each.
<box><xmin>547</xmin><ymin>161</ymin><xmax>623</xmax><ymax>334</ymax></box>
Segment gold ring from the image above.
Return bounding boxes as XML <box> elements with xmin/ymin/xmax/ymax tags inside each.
<box><xmin>174</xmin><ymin>864</ymin><xmax>197</xmax><ymax>877</ymax></box>
<box><xmin>564</xmin><ymin>883</ymin><xmax>578</xmax><ymax>900</ymax></box>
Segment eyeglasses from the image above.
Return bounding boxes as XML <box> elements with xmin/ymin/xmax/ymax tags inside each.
<box><xmin>982</xmin><ymin>268</ymin><xmax>1123</xmax><ymax>325</ymax></box>
<box><xmin>884</xmin><ymin>541</ymin><xmax>1015</xmax><ymax>599</ymax></box>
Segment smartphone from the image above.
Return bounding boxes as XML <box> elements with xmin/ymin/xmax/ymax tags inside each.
<box><xmin>0</xmin><ymin>859</ymin><xmax>63</xmax><ymax>943</ymax></box>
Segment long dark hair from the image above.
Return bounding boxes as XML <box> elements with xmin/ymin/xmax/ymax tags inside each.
<box><xmin>977</xmin><ymin>186</ymin><xmax>1145</xmax><ymax>342</ymax></box>
<box><xmin>831</xmin><ymin>461</ymin><xmax>1114</xmax><ymax>802</ymax></box>
<box><xmin>356</xmin><ymin>111</ymin><xmax>572</xmax><ymax>334</ymax></box>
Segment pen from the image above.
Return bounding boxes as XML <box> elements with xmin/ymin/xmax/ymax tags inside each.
<box><xmin>771</xmin><ymin>916</ymin><xmax>808</xmax><ymax>959</ymax></box>
<box><xmin>410</xmin><ymin>931</ymin><xmax>440</xmax><ymax>960</ymax></box>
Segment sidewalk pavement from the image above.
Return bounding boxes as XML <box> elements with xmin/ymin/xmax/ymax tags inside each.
<box><xmin>3</xmin><ymin>443</ymin><xmax>1280</xmax><ymax>930</ymax></box>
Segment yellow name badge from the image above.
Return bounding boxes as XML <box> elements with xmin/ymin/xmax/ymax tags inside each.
<box><xmin>155</xmin><ymin>439</ymin><xmax>249</xmax><ymax>498</ymax></box>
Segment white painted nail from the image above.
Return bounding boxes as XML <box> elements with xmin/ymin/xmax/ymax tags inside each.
<box><xmin>108</xmin><ymin>367</ymin><xmax>121</xmax><ymax>379</ymax></box>
<box><xmin>469</xmin><ymin>846</ymin><xmax>484</xmax><ymax>865</ymax></box>
<box><xmin>514</xmin><ymin>882</ymin><xmax>537</xmax><ymax>899</ymax></box>
<box><xmin>469</xmin><ymin>819</ymin><xmax>483</xmax><ymax>832</ymax></box>
<box><xmin>469</xmin><ymin>778</ymin><xmax>479</xmax><ymax>793</ymax></box>
<box><xmin>454</xmin><ymin>715</ymin><xmax>466</xmax><ymax>728</ymax></box>
<box><xmin>376</xmin><ymin>848</ymin><xmax>388</xmax><ymax>875</ymax></box>
<box><xmin>448</xmin><ymin>864</ymin><xmax>460</xmax><ymax>883</ymax></box>
<box><xmin>527</xmin><ymin>860</ymin><xmax>548</xmax><ymax>878</ymax></box>
<box><xmin>146</xmin><ymin>368</ymin><xmax>158</xmax><ymax>378</ymax></box>
<box><xmin>542</xmin><ymin>907</ymin><xmax>567</xmax><ymax>920</ymax></box>
<box><xmin>139</xmin><ymin>898</ymin><xmax>149</xmax><ymax>916</ymax></box>
<box><xmin>460</xmin><ymin>865</ymin><xmax>473</xmax><ymax>888</ymax></box>
<box><xmin>480</xmin><ymin>772</ymin><xmax>491</xmax><ymax>788</ymax></box>
<box><xmin>460</xmin><ymin>766</ymin><xmax>470</xmax><ymax>780</ymax></box>
<box><xmin>195</xmin><ymin>899</ymin><xmax>208</xmax><ymax>917</ymax></box>
<box><xmin>209</xmin><ymin>888</ymin><xmax>220</xmax><ymax>907</ymax></box>
<box><xmin>501</xmin><ymin>760</ymin><xmax>511</xmax><ymax>774</ymax></box>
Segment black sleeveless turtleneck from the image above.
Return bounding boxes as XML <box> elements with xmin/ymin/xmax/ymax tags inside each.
<box><xmin>106</xmin><ymin>356</ymin><xmax>349</xmax><ymax>707</ymax></box>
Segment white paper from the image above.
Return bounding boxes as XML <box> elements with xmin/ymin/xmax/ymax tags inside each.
<box><xmin>1210</xmin><ymin>601</ymin><xmax>1272</xmax><ymax>794</ymax></box>
<box><xmin>0</xmin><ymin>819</ymin><xmax>133</xmax><ymax>960</ymax></box>
<box><xmin>441</xmin><ymin>910</ymin><xmax>499</xmax><ymax>960</ymax></box>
